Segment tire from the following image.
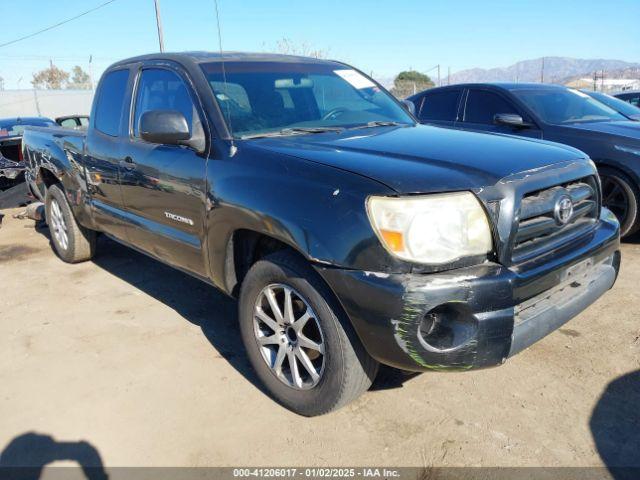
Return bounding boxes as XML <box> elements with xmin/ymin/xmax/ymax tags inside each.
<box><xmin>599</xmin><ymin>167</ymin><xmax>640</xmax><ymax>238</ymax></box>
<box><xmin>238</xmin><ymin>250</ymin><xmax>379</xmax><ymax>416</ymax></box>
<box><xmin>45</xmin><ymin>184</ymin><xmax>96</xmax><ymax>263</ymax></box>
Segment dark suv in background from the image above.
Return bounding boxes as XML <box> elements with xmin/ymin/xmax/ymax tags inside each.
<box><xmin>408</xmin><ymin>83</ymin><xmax>640</xmax><ymax>237</ymax></box>
<box><xmin>582</xmin><ymin>90</ymin><xmax>640</xmax><ymax>121</ymax></box>
<box><xmin>615</xmin><ymin>91</ymin><xmax>640</xmax><ymax>108</ymax></box>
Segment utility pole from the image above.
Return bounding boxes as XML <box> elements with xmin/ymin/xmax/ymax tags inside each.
<box><xmin>153</xmin><ymin>0</ymin><xmax>165</xmax><ymax>52</ymax></box>
<box><xmin>437</xmin><ymin>64</ymin><xmax>441</xmax><ymax>87</ymax></box>
<box><xmin>89</xmin><ymin>54</ymin><xmax>94</xmax><ymax>90</ymax></box>
<box><xmin>33</xmin><ymin>90</ymin><xmax>42</xmax><ymax>116</ymax></box>
<box><xmin>447</xmin><ymin>66</ymin><xmax>450</xmax><ymax>85</ymax></box>
<box><xmin>540</xmin><ymin>57</ymin><xmax>545</xmax><ymax>83</ymax></box>
<box><xmin>601</xmin><ymin>69</ymin><xmax>605</xmax><ymax>91</ymax></box>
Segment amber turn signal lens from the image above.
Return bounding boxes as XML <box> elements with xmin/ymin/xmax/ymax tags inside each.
<box><xmin>380</xmin><ymin>229</ymin><xmax>404</xmax><ymax>252</ymax></box>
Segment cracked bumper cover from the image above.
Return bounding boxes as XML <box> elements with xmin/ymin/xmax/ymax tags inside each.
<box><xmin>315</xmin><ymin>211</ymin><xmax>620</xmax><ymax>372</ymax></box>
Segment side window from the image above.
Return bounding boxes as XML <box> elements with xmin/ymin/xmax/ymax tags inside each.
<box><xmin>464</xmin><ymin>90</ymin><xmax>518</xmax><ymax>125</ymax></box>
<box><xmin>418</xmin><ymin>90</ymin><xmax>461</xmax><ymax>122</ymax></box>
<box><xmin>94</xmin><ymin>69</ymin><xmax>129</xmax><ymax>136</ymax></box>
<box><xmin>133</xmin><ymin>68</ymin><xmax>203</xmax><ymax>138</ymax></box>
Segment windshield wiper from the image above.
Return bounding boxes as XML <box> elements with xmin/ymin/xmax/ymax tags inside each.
<box><xmin>241</xmin><ymin>127</ymin><xmax>344</xmax><ymax>139</ymax></box>
<box><xmin>349</xmin><ymin>121</ymin><xmax>407</xmax><ymax>130</ymax></box>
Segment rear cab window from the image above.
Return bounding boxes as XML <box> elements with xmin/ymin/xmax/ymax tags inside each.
<box><xmin>94</xmin><ymin>69</ymin><xmax>130</xmax><ymax>136</ymax></box>
<box><xmin>417</xmin><ymin>89</ymin><xmax>461</xmax><ymax>123</ymax></box>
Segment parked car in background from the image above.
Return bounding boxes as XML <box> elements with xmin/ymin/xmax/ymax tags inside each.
<box><xmin>614</xmin><ymin>90</ymin><xmax>640</xmax><ymax>108</ymax></box>
<box><xmin>55</xmin><ymin>115</ymin><xmax>90</xmax><ymax>130</ymax></box>
<box><xmin>22</xmin><ymin>53</ymin><xmax>620</xmax><ymax>415</ymax></box>
<box><xmin>0</xmin><ymin>116</ymin><xmax>56</xmax><ymax>191</ymax></box>
<box><xmin>581</xmin><ymin>90</ymin><xmax>640</xmax><ymax>121</ymax></box>
<box><xmin>408</xmin><ymin>83</ymin><xmax>640</xmax><ymax>237</ymax></box>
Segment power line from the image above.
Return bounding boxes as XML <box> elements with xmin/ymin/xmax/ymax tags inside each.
<box><xmin>0</xmin><ymin>0</ymin><xmax>118</xmax><ymax>49</ymax></box>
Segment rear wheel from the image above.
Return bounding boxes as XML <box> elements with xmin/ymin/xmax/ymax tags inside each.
<box><xmin>238</xmin><ymin>250</ymin><xmax>378</xmax><ymax>416</ymax></box>
<box><xmin>600</xmin><ymin>168</ymin><xmax>640</xmax><ymax>238</ymax></box>
<box><xmin>45</xmin><ymin>184</ymin><xmax>96</xmax><ymax>263</ymax></box>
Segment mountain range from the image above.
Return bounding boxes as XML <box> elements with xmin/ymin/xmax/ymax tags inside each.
<box><xmin>446</xmin><ymin>57</ymin><xmax>640</xmax><ymax>85</ymax></box>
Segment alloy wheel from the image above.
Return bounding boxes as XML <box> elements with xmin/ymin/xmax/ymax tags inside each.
<box><xmin>253</xmin><ymin>283</ymin><xmax>325</xmax><ymax>390</ymax></box>
<box><xmin>49</xmin><ymin>199</ymin><xmax>69</xmax><ymax>251</ymax></box>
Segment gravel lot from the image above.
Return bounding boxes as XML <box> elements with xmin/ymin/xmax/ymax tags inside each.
<box><xmin>0</xmin><ymin>206</ymin><xmax>638</xmax><ymax>469</ymax></box>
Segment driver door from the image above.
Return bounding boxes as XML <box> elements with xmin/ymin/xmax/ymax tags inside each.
<box><xmin>460</xmin><ymin>88</ymin><xmax>542</xmax><ymax>139</ymax></box>
<box><xmin>119</xmin><ymin>66</ymin><xmax>209</xmax><ymax>277</ymax></box>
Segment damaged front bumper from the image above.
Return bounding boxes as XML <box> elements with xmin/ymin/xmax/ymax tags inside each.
<box><xmin>316</xmin><ymin>210</ymin><xmax>620</xmax><ymax>372</ymax></box>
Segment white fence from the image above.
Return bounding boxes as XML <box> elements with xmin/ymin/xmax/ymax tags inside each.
<box><xmin>0</xmin><ymin>89</ymin><xmax>94</xmax><ymax>119</ymax></box>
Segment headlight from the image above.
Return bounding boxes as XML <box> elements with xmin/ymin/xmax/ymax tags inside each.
<box><xmin>367</xmin><ymin>192</ymin><xmax>493</xmax><ymax>265</ymax></box>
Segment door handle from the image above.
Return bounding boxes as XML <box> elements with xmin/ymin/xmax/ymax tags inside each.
<box><xmin>120</xmin><ymin>156</ymin><xmax>136</xmax><ymax>169</ymax></box>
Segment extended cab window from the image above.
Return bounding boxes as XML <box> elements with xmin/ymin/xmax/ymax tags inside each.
<box><xmin>464</xmin><ymin>90</ymin><xmax>518</xmax><ymax>125</ymax></box>
<box><xmin>133</xmin><ymin>68</ymin><xmax>203</xmax><ymax>138</ymax></box>
<box><xmin>94</xmin><ymin>69</ymin><xmax>129</xmax><ymax>136</ymax></box>
<box><xmin>418</xmin><ymin>90</ymin><xmax>461</xmax><ymax>122</ymax></box>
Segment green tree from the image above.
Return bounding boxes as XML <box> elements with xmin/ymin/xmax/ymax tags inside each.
<box><xmin>391</xmin><ymin>70</ymin><xmax>434</xmax><ymax>99</ymax></box>
<box><xmin>31</xmin><ymin>63</ymin><xmax>69</xmax><ymax>90</ymax></box>
<box><xmin>68</xmin><ymin>65</ymin><xmax>91</xmax><ymax>90</ymax></box>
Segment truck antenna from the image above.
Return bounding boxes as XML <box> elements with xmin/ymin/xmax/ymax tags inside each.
<box><xmin>213</xmin><ymin>0</ymin><xmax>236</xmax><ymax>155</ymax></box>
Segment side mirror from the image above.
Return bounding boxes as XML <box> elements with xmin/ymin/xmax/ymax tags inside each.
<box><xmin>139</xmin><ymin>110</ymin><xmax>190</xmax><ymax>145</ymax></box>
<box><xmin>494</xmin><ymin>113</ymin><xmax>532</xmax><ymax>129</ymax></box>
<box><xmin>401</xmin><ymin>99</ymin><xmax>416</xmax><ymax>116</ymax></box>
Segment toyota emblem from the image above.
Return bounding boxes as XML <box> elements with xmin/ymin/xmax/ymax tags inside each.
<box><xmin>554</xmin><ymin>195</ymin><xmax>574</xmax><ymax>225</ymax></box>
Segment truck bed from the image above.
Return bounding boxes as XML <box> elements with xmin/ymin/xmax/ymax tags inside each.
<box><xmin>0</xmin><ymin>136</ymin><xmax>25</xmax><ymax>191</ymax></box>
<box><xmin>22</xmin><ymin>126</ymin><xmax>86</xmax><ymax>202</ymax></box>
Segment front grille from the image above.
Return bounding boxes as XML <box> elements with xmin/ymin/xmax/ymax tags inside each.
<box><xmin>512</xmin><ymin>176</ymin><xmax>599</xmax><ymax>263</ymax></box>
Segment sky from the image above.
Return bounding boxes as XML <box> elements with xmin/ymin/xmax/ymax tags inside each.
<box><xmin>0</xmin><ymin>0</ymin><xmax>639</xmax><ymax>89</ymax></box>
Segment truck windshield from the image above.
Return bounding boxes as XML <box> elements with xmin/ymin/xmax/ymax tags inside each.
<box><xmin>512</xmin><ymin>88</ymin><xmax>627</xmax><ymax>125</ymax></box>
<box><xmin>200</xmin><ymin>61</ymin><xmax>414</xmax><ymax>138</ymax></box>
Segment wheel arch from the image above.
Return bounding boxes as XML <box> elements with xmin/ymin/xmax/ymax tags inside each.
<box><xmin>597</xmin><ymin>160</ymin><xmax>640</xmax><ymax>237</ymax></box>
<box><xmin>224</xmin><ymin>228</ymin><xmax>313</xmax><ymax>297</ymax></box>
<box><xmin>594</xmin><ymin>158</ymin><xmax>640</xmax><ymax>189</ymax></box>
<box><xmin>34</xmin><ymin>166</ymin><xmax>62</xmax><ymax>198</ymax></box>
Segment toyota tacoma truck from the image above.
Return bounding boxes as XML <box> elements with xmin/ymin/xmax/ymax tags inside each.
<box><xmin>22</xmin><ymin>52</ymin><xmax>620</xmax><ymax>416</ymax></box>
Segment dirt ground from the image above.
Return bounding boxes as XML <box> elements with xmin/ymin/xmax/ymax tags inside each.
<box><xmin>0</xmin><ymin>206</ymin><xmax>639</xmax><ymax>469</ymax></box>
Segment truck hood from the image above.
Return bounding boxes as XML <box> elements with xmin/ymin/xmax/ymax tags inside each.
<box><xmin>251</xmin><ymin>124</ymin><xmax>586</xmax><ymax>194</ymax></box>
<box><xmin>564</xmin><ymin>120</ymin><xmax>640</xmax><ymax>141</ymax></box>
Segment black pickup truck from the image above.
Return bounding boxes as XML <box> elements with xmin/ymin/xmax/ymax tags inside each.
<box><xmin>23</xmin><ymin>52</ymin><xmax>620</xmax><ymax>416</ymax></box>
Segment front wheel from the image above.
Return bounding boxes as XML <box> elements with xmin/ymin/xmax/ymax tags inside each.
<box><xmin>600</xmin><ymin>168</ymin><xmax>640</xmax><ymax>238</ymax></box>
<box><xmin>45</xmin><ymin>184</ymin><xmax>96</xmax><ymax>263</ymax></box>
<box><xmin>238</xmin><ymin>251</ymin><xmax>378</xmax><ymax>416</ymax></box>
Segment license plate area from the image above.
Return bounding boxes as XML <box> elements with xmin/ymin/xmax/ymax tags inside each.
<box><xmin>561</xmin><ymin>257</ymin><xmax>594</xmax><ymax>283</ymax></box>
